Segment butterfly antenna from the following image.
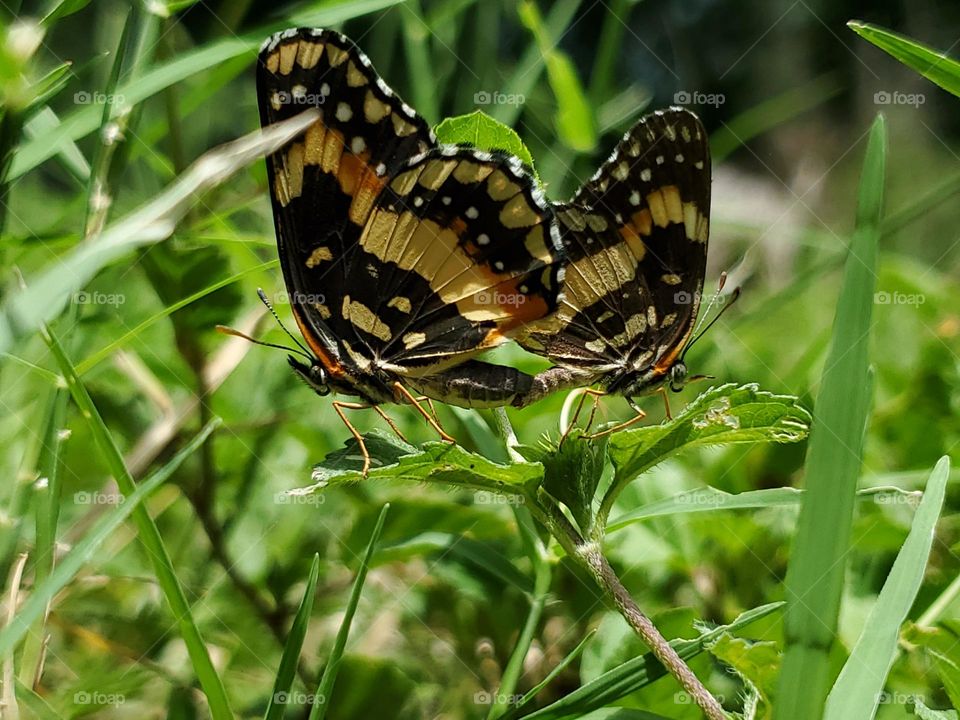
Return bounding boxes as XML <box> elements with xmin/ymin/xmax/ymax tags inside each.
<box><xmin>214</xmin><ymin>289</ymin><xmax>314</xmax><ymax>361</ymax></box>
<box><xmin>681</xmin><ymin>274</ymin><xmax>741</xmax><ymax>360</ymax></box>
<box><xmin>255</xmin><ymin>287</ymin><xmax>314</xmax><ymax>359</ymax></box>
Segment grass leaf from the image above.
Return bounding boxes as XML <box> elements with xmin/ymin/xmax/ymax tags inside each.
<box><xmin>849</xmin><ymin>21</ymin><xmax>960</xmax><ymax>98</ymax></box>
<box><xmin>824</xmin><ymin>456</ymin><xmax>951</xmax><ymax>720</ymax></box>
<box><xmin>264</xmin><ymin>554</ymin><xmax>320</xmax><ymax>720</ymax></box>
<box><xmin>0</xmin><ymin>111</ymin><xmax>316</xmax><ymax>355</ymax></box>
<box><xmin>773</xmin><ymin>114</ymin><xmax>886</xmax><ymax>720</ymax></box>
<box><xmin>309</xmin><ymin>504</ymin><xmax>390</xmax><ymax>720</ymax></box>
<box><xmin>40</xmin><ymin>325</ymin><xmax>232</xmax><ymax>718</ymax></box>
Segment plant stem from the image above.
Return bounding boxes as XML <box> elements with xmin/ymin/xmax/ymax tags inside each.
<box><xmin>533</xmin><ymin>490</ymin><xmax>727</xmax><ymax>720</ymax></box>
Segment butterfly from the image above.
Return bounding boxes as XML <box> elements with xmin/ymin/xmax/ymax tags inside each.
<box><xmin>513</xmin><ymin>107</ymin><xmax>727</xmax><ymax>434</ymax></box>
<box><xmin>255</xmin><ymin>28</ymin><xmax>565</xmax><ymax>472</ymax></box>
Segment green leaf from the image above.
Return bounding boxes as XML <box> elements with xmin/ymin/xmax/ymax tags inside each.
<box><xmin>0</xmin><ymin>425</ymin><xmax>220</xmax><ymax>661</ymax></box>
<box><xmin>824</xmin><ymin>456</ymin><xmax>950</xmax><ymax>720</ymax></box>
<box><xmin>600</xmin><ymin>383</ymin><xmax>811</xmax><ymax>527</ymax></box>
<box><xmin>303</xmin><ymin>430</ymin><xmax>542</xmax><ymax>497</ymax></box>
<box><xmin>309</xmin><ymin>504</ymin><xmax>390</xmax><ymax>720</ymax></box>
<box><xmin>374</xmin><ymin>532</ymin><xmax>534</xmax><ymax>594</ymax></box>
<box><xmin>849</xmin><ymin>21</ymin><xmax>960</xmax><ymax>99</ymax></box>
<box><xmin>907</xmin><ymin>622</ymin><xmax>960</xmax><ymax>709</ymax></box>
<box><xmin>708</xmin><ymin>634</ymin><xmax>780</xmax><ymax>706</ymax></box>
<box><xmin>774</xmin><ymin>115</ymin><xmax>886</xmax><ymax>720</ymax></box>
<box><xmin>515</xmin><ymin>602</ymin><xmax>783</xmax><ymax>720</ymax></box>
<box><xmin>606</xmin><ymin>485</ymin><xmax>919</xmax><ymax>533</ymax></box>
<box><xmin>911</xmin><ymin>697</ymin><xmax>959</xmax><ymax>720</ymax></box>
<box><xmin>434</xmin><ymin>110</ymin><xmax>537</xmax><ymax>175</ymax></box>
<box><xmin>519</xmin><ymin>430</ymin><xmax>608</xmax><ymax>535</ymax></box>
<box><xmin>264</xmin><ymin>554</ymin><xmax>320</xmax><ymax>720</ymax></box>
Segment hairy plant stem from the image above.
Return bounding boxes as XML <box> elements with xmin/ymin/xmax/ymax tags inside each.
<box><xmin>533</xmin><ymin>489</ymin><xmax>728</xmax><ymax>720</ymax></box>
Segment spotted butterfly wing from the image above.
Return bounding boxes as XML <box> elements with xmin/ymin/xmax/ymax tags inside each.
<box><xmin>257</xmin><ymin>28</ymin><xmax>564</xmax><ymax>402</ymax></box>
<box><xmin>517</xmin><ymin>108</ymin><xmax>710</xmax><ymax>396</ymax></box>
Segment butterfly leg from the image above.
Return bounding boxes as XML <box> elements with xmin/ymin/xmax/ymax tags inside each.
<box><xmin>392</xmin><ymin>382</ymin><xmax>455</xmax><ymax>443</ymax></box>
<box><xmin>659</xmin><ymin>387</ymin><xmax>673</xmax><ymax>420</ymax></box>
<box><xmin>372</xmin><ymin>405</ymin><xmax>410</xmax><ymax>444</ymax></box>
<box><xmin>560</xmin><ymin>388</ymin><xmax>607</xmax><ymax>446</ymax></box>
<box><xmin>331</xmin><ymin>401</ymin><xmax>374</xmax><ymax>476</ymax></box>
<box><xmin>584</xmin><ymin>398</ymin><xmax>648</xmax><ymax>439</ymax></box>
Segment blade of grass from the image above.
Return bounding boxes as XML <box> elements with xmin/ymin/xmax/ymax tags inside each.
<box><xmin>39</xmin><ymin>324</ymin><xmax>232</xmax><ymax>719</ymax></box>
<box><xmin>264</xmin><ymin>554</ymin><xmax>320</xmax><ymax>720</ymax></box>
<box><xmin>711</xmin><ymin>73</ymin><xmax>841</xmax><ymax>162</ymax></box>
<box><xmin>773</xmin><ymin>115</ymin><xmax>886</xmax><ymax>720</ymax></box>
<box><xmin>399</xmin><ymin>0</ymin><xmax>438</xmax><ymax>123</ymax></box>
<box><xmin>0</xmin><ymin>110</ymin><xmax>317</xmax><ymax>355</ymax></box>
<box><xmin>9</xmin><ymin>0</ymin><xmax>405</xmax><ymax>180</ymax></box>
<box><xmin>824</xmin><ymin>456</ymin><xmax>950</xmax><ymax>719</ymax></box>
<box><xmin>848</xmin><ymin>21</ymin><xmax>960</xmax><ymax>99</ymax></box>
<box><xmin>488</xmin><ymin>552</ymin><xmax>551</xmax><ymax>719</ymax></box>
<box><xmin>0</xmin><ymin>416</ymin><xmax>220</xmax><ymax>657</ymax></box>
<box><xmin>16</xmin><ymin>383</ymin><xmax>69</xmax><ymax>689</ymax></box>
<box><xmin>489</xmin><ymin>0</ymin><xmax>583</xmax><ymax>126</ymax></box>
<box><xmin>308</xmin><ymin>504</ymin><xmax>390</xmax><ymax>720</ymax></box>
<box><xmin>75</xmin><ymin>259</ymin><xmax>277</xmax><ymax>374</ymax></box>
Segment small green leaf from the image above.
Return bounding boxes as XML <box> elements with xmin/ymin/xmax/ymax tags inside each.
<box><xmin>519</xmin><ymin>430</ymin><xmax>607</xmax><ymax>535</ymax></box>
<box><xmin>824</xmin><ymin>456</ymin><xmax>950</xmax><ymax>720</ymax></box>
<box><xmin>708</xmin><ymin>634</ymin><xmax>780</xmax><ymax>706</ymax></box>
<box><xmin>910</xmin><ymin>697</ymin><xmax>959</xmax><ymax>720</ymax></box>
<box><xmin>849</xmin><ymin>21</ymin><xmax>960</xmax><ymax>99</ymax></box>
<box><xmin>904</xmin><ymin>622</ymin><xmax>960</xmax><ymax>710</ymax></box>
<box><xmin>600</xmin><ymin>383</ymin><xmax>811</xmax><ymax>528</ymax></box>
<box><xmin>434</xmin><ymin>110</ymin><xmax>537</xmax><ymax>174</ymax></box>
<box><xmin>303</xmin><ymin>430</ymin><xmax>543</xmax><ymax>497</ymax></box>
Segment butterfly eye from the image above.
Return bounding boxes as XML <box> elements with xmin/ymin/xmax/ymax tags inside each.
<box><xmin>309</xmin><ymin>365</ymin><xmax>330</xmax><ymax>396</ymax></box>
<box><xmin>669</xmin><ymin>362</ymin><xmax>688</xmax><ymax>392</ymax></box>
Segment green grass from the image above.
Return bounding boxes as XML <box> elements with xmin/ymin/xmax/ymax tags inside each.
<box><xmin>2</xmin><ymin>3</ymin><xmax>960</xmax><ymax>719</ymax></box>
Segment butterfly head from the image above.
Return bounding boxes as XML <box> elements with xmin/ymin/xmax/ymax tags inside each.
<box><xmin>288</xmin><ymin>355</ymin><xmax>331</xmax><ymax>397</ymax></box>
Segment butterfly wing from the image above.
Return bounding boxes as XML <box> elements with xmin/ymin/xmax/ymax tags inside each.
<box><xmin>333</xmin><ymin>147</ymin><xmax>564</xmax><ymax>376</ymax></box>
<box><xmin>518</xmin><ymin>108</ymin><xmax>711</xmax><ymax>388</ymax></box>
<box><xmin>256</xmin><ymin>28</ymin><xmax>435</xmax><ymax>369</ymax></box>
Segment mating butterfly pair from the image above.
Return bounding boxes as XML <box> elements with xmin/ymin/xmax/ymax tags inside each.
<box><xmin>256</xmin><ymin>28</ymin><xmax>714</xmax><ymax>470</ymax></box>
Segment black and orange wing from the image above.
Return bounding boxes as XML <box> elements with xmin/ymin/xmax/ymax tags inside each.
<box><xmin>256</xmin><ymin>28</ymin><xmax>435</xmax><ymax>370</ymax></box>
<box><xmin>518</xmin><ymin>108</ymin><xmax>711</xmax><ymax>384</ymax></box>
<box><xmin>332</xmin><ymin>147</ymin><xmax>565</xmax><ymax>375</ymax></box>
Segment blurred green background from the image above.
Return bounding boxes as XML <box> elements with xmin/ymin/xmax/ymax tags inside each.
<box><xmin>2</xmin><ymin>0</ymin><xmax>960</xmax><ymax>717</ymax></box>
